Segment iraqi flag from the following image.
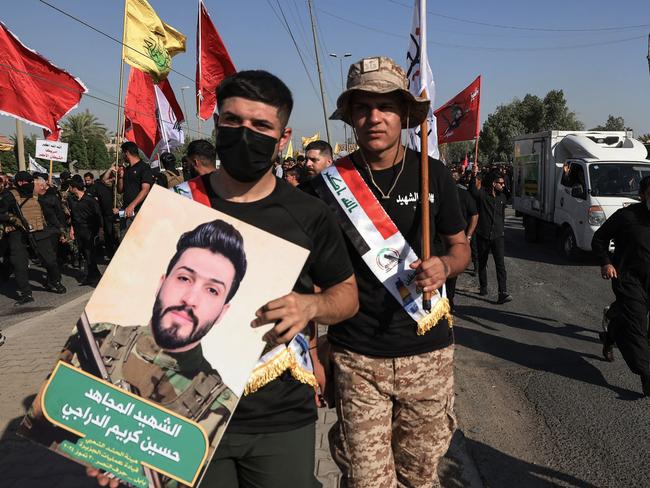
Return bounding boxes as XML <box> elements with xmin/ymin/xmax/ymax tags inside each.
<box><xmin>0</xmin><ymin>23</ymin><xmax>87</xmax><ymax>139</ymax></box>
<box><xmin>196</xmin><ymin>0</ymin><xmax>236</xmax><ymax>121</ymax></box>
<box><xmin>434</xmin><ymin>76</ymin><xmax>481</xmax><ymax>145</ymax></box>
<box><xmin>151</xmin><ymin>79</ymin><xmax>185</xmax><ymax>158</ymax></box>
<box><xmin>405</xmin><ymin>0</ymin><xmax>439</xmax><ymax>160</ymax></box>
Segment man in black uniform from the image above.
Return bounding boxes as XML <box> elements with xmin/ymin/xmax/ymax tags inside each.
<box><xmin>92</xmin><ymin>171</ymin><xmax>118</xmax><ymax>258</ymax></box>
<box><xmin>0</xmin><ymin>171</ymin><xmax>66</xmax><ymax>305</ymax></box>
<box><xmin>469</xmin><ymin>164</ymin><xmax>512</xmax><ymax>304</ymax></box>
<box><xmin>68</xmin><ymin>179</ymin><xmax>103</xmax><ymax>285</ymax></box>
<box><xmin>592</xmin><ymin>176</ymin><xmax>650</xmax><ymax>396</ymax></box>
<box><xmin>445</xmin><ymin>168</ymin><xmax>478</xmax><ymax>310</ymax></box>
<box><xmin>112</xmin><ymin>141</ymin><xmax>153</xmax><ymax>231</ymax></box>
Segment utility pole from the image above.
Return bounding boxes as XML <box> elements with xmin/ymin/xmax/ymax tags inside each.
<box><xmin>15</xmin><ymin>119</ymin><xmax>25</xmax><ymax>171</ymax></box>
<box><xmin>329</xmin><ymin>52</ymin><xmax>351</xmax><ymax>148</ymax></box>
<box><xmin>307</xmin><ymin>0</ymin><xmax>331</xmax><ymax>145</ymax></box>
<box><xmin>180</xmin><ymin>86</ymin><xmax>192</xmax><ymax>140</ymax></box>
<box><xmin>647</xmin><ymin>34</ymin><xmax>650</xmax><ymax>78</ymax></box>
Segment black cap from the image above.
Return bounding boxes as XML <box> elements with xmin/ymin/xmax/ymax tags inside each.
<box><xmin>14</xmin><ymin>171</ymin><xmax>33</xmax><ymax>183</ymax></box>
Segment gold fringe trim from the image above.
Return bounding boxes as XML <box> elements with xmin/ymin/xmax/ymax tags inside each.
<box><xmin>244</xmin><ymin>347</ymin><xmax>319</xmax><ymax>395</ymax></box>
<box><xmin>244</xmin><ymin>348</ymin><xmax>294</xmax><ymax>396</ymax></box>
<box><xmin>416</xmin><ymin>297</ymin><xmax>454</xmax><ymax>336</ymax></box>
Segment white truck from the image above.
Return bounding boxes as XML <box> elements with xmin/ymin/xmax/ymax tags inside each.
<box><xmin>512</xmin><ymin>131</ymin><xmax>650</xmax><ymax>259</ymax></box>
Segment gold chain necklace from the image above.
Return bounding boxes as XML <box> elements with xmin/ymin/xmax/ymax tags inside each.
<box><xmin>357</xmin><ymin>146</ymin><xmax>407</xmax><ymax>200</ymax></box>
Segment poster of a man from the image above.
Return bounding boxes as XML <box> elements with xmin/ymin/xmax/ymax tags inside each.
<box><xmin>19</xmin><ymin>187</ymin><xmax>310</xmax><ymax>488</ymax></box>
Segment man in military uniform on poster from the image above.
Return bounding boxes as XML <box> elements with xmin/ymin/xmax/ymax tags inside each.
<box><xmin>23</xmin><ymin>219</ymin><xmax>246</xmax><ymax>477</ymax></box>
<box><xmin>0</xmin><ymin>171</ymin><xmax>66</xmax><ymax>305</ymax></box>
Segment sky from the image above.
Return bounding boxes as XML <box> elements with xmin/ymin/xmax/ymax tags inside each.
<box><xmin>1</xmin><ymin>0</ymin><xmax>650</xmax><ymax>149</ymax></box>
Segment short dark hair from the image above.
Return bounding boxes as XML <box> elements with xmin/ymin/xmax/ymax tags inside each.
<box><xmin>217</xmin><ymin>70</ymin><xmax>294</xmax><ymax>127</ymax></box>
<box><xmin>160</xmin><ymin>152</ymin><xmax>177</xmax><ymax>171</ymax></box>
<box><xmin>187</xmin><ymin>139</ymin><xmax>216</xmax><ymax>166</ymax></box>
<box><xmin>121</xmin><ymin>141</ymin><xmax>140</xmax><ymax>156</ymax></box>
<box><xmin>60</xmin><ymin>170</ymin><xmax>71</xmax><ymax>181</ymax></box>
<box><xmin>296</xmin><ymin>154</ymin><xmax>305</xmax><ymax>163</ymax></box>
<box><xmin>165</xmin><ymin>219</ymin><xmax>247</xmax><ymax>303</ymax></box>
<box><xmin>305</xmin><ymin>140</ymin><xmax>333</xmax><ymax>158</ymax></box>
<box><xmin>69</xmin><ymin>179</ymin><xmax>85</xmax><ymax>191</ymax></box>
<box><xmin>640</xmin><ymin>176</ymin><xmax>650</xmax><ymax>195</ymax></box>
<box><xmin>83</xmin><ymin>172</ymin><xmax>94</xmax><ymax>179</ymax></box>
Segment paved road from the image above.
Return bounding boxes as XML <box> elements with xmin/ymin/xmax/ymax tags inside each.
<box><xmin>0</xmin><ymin>257</ymin><xmax>107</xmax><ymax>330</ymax></box>
<box><xmin>453</xmin><ymin>211</ymin><xmax>648</xmax><ymax>487</ymax></box>
<box><xmin>2</xmin><ymin>211</ymin><xmax>645</xmax><ymax>487</ymax></box>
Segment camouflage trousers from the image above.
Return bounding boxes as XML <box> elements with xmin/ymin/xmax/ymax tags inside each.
<box><xmin>329</xmin><ymin>345</ymin><xmax>455</xmax><ymax>488</ymax></box>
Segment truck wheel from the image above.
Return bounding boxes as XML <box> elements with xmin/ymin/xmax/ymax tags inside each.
<box><xmin>523</xmin><ymin>215</ymin><xmax>538</xmax><ymax>243</ymax></box>
<box><xmin>559</xmin><ymin>226</ymin><xmax>578</xmax><ymax>261</ymax></box>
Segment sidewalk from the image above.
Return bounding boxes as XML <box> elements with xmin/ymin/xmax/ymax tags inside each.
<box><xmin>0</xmin><ymin>296</ymin><xmax>482</xmax><ymax>487</ymax></box>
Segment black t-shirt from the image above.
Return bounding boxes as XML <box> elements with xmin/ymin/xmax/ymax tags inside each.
<box><xmin>456</xmin><ymin>185</ymin><xmax>478</xmax><ymax>232</ymax></box>
<box><xmin>323</xmin><ymin>149</ymin><xmax>465</xmax><ymax>358</ymax></box>
<box><xmin>197</xmin><ymin>173</ymin><xmax>353</xmax><ymax>433</ymax></box>
<box><xmin>123</xmin><ymin>160</ymin><xmax>154</xmax><ymax>210</ymax></box>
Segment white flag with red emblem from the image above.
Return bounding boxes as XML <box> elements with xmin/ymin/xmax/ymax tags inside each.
<box><xmin>405</xmin><ymin>0</ymin><xmax>439</xmax><ymax>160</ymax></box>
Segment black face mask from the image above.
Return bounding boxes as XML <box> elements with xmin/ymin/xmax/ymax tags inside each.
<box><xmin>17</xmin><ymin>182</ymin><xmax>34</xmax><ymax>196</ymax></box>
<box><xmin>216</xmin><ymin>126</ymin><xmax>278</xmax><ymax>183</ymax></box>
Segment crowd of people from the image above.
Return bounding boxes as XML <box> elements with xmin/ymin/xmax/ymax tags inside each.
<box><xmin>2</xmin><ymin>54</ymin><xmax>648</xmax><ymax>488</ymax></box>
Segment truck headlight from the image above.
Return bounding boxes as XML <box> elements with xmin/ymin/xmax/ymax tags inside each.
<box><xmin>588</xmin><ymin>206</ymin><xmax>606</xmax><ymax>226</ymax></box>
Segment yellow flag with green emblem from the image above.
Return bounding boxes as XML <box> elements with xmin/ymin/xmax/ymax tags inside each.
<box><xmin>301</xmin><ymin>132</ymin><xmax>320</xmax><ymax>148</ymax></box>
<box><xmin>123</xmin><ymin>0</ymin><xmax>186</xmax><ymax>82</ymax></box>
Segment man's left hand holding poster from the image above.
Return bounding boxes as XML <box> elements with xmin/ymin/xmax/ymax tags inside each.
<box><xmin>18</xmin><ymin>186</ymin><xmax>310</xmax><ymax>487</ymax></box>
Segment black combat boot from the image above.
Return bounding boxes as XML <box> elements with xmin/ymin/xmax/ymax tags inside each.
<box><xmin>45</xmin><ymin>282</ymin><xmax>67</xmax><ymax>294</ymax></box>
<box><xmin>14</xmin><ymin>293</ymin><xmax>34</xmax><ymax>306</ymax></box>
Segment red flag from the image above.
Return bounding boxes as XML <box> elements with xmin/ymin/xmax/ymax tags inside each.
<box><xmin>123</xmin><ymin>68</ymin><xmax>157</xmax><ymax>157</ymax></box>
<box><xmin>196</xmin><ymin>0</ymin><xmax>236</xmax><ymax>121</ymax></box>
<box><xmin>462</xmin><ymin>153</ymin><xmax>468</xmax><ymax>170</ymax></box>
<box><xmin>434</xmin><ymin>76</ymin><xmax>481</xmax><ymax>144</ymax></box>
<box><xmin>0</xmin><ymin>23</ymin><xmax>86</xmax><ymax>138</ymax></box>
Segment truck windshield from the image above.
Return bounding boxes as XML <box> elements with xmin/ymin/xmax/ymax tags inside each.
<box><xmin>589</xmin><ymin>162</ymin><xmax>650</xmax><ymax>197</ymax></box>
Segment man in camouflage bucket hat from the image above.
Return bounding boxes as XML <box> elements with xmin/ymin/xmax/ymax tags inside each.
<box><xmin>319</xmin><ymin>56</ymin><xmax>470</xmax><ymax>487</ymax></box>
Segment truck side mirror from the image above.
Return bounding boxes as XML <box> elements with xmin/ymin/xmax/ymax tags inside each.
<box><xmin>571</xmin><ymin>185</ymin><xmax>585</xmax><ymax>199</ymax></box>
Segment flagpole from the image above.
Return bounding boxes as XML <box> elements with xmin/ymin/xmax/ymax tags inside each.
<box><xmin>113</xmin><ymin>0</ymin><xmax>128</xmax><ymax>207</ymax></box>
<box><xmin>15</xmin><ymin>120</ymin><xmax>26</xmax><ymax>171</ymax></box>
<box><xmin>474</xmin><ymin>75</ymin><xmax>481</xmax><ymax>168</ymax></box>
<box><xmin>307</xmin><ymin>0</ymin><xmax>331</xmax><ymax>145</ymax></box>
<box><xmin>419</xmin><ymin>102</ymin><xmax>432</xmax><ymax>312</ymax></box>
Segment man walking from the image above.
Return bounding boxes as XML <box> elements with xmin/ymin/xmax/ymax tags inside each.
<box><xmin>68</xmin><ymin>179</ymin><xmax>103</xmax><ymax>285</ymax></box>
<box><xmin>469</xmin><ymin>164</ymin><xmax>512</xmax><ymax>304</ymax></box>
<box><xmin>110</xmin><ymin>141</ymin><xmax>153</xmax><ymax>231</ymax></box>
<box><xmin>592</xmin><ymin>176</ymin><xmax>650</xmax><ymax>395</ymax></box>
<box><xmin>318</xmin><ymin>56</ymin><xmax>469</xmax><ymax>488</ymax></box>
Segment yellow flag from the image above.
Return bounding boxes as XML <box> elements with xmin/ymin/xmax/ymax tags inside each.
<box><xmin>334</xmin><ymin>143</ymin><xmax>341</xmax><ymax>154</ymax></box>
<box><xmin>301</xmin><ymin>132</ymin><xmax>320</xmax><ymax>148</ymax></box>
<box><xmin>284</xmin><ymin>139</ymin><xmax>294</xmax><ymax>159</ymax></box>
<box><xmin>123</xmin><ymin>0</ymin><xmax>186</xmax><ymax>82</ymax></box>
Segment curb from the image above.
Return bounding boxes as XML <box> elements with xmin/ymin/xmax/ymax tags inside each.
<box><xmin>4</xmin><ymin>292</ymin><xmax>93</xmax><ymax>340</ymax></box>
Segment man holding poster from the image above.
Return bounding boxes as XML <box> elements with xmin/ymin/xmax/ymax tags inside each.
<box><xmin>83</xmin><ymin>70</ymin><xmax>358</xmax><ymax>488</ymax></box>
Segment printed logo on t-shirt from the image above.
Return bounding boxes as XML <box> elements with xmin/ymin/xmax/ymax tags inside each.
<box><xmin>395</xmin><ymin>192</ymin><xmax>435</xmax><ymax>206</ymax></box>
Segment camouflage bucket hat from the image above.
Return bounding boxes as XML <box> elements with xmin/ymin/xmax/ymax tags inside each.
<box><xmin>330</xmin><ymin>56</ymin><xmax>430</xmax><ymax>129</ymax></box>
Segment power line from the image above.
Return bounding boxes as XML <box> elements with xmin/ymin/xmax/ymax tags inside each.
<box><xmin>264</xmin><ymin>0</ymin><xmax>321</xmax><ymax>101</ymax></box>
<box><xmin>38</xmin><ymin>0</ymin><xmax>194</xmax><ymax>83</ymax></box>
<box><xmin>0</xmin><ymin>62</ymin><xmax>205</xmax><ymax>139</ymax></box>
<box><xmin>387</xmin><ymin>0</ymin><xmax>650</xmax><ymax>33</ymax></box>
<box><xmin>317</xmin><ymin>9</ymin><xmax>647</xmax><ymax>52</ymax></box>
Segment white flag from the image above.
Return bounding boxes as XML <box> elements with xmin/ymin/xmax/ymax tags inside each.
<box><xmin>152</xmin><ymin>83</ymin><xmax>185</xmax><ymax>159</ymax></box>
<box><xmin>29</xmin><ymin>155</ymin><xmax>48</xmax><ymax>173</ymax></box>
<box><xmin>406</xmin><ymin>0</ymin><xmax>439</xmax><ymax>160</ymax></box>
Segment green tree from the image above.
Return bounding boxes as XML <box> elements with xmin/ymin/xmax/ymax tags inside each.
<box><xmin>590</xmin><ymin>115</ymin><xmax>630</xmax><ymax>132</ymax></box>
<box><xmin>541</xmin><ymin>90</ymin><xmax>583</xmax><ymax>131</ymax></box>
<box><xmin>60</xmin><ymin>110</ymin><xmax>107</xmax><ymax>142</ymax></box>
<box><xmin>479</xmin><ymin>89</ymin><xmax>583</xmax><ymax>163</ymax></box>
<box><xmin>442</xmin><ymin>141</ymin><xmax>475</xmax><ymax>164</ymax></box>
<box><xmin>67</xmin><ymin>133</ymin><xmax>88</xmax><ymax>169</ymax></box>
<box><xmin>638</xmin><ymin>133</ymin><xmax>650</xmax><ymax>143</ymax></box>
<box><xmin>86</xmin><ymin>135</ymin><xmax>110</xmax><ymax>169</ymax></box>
